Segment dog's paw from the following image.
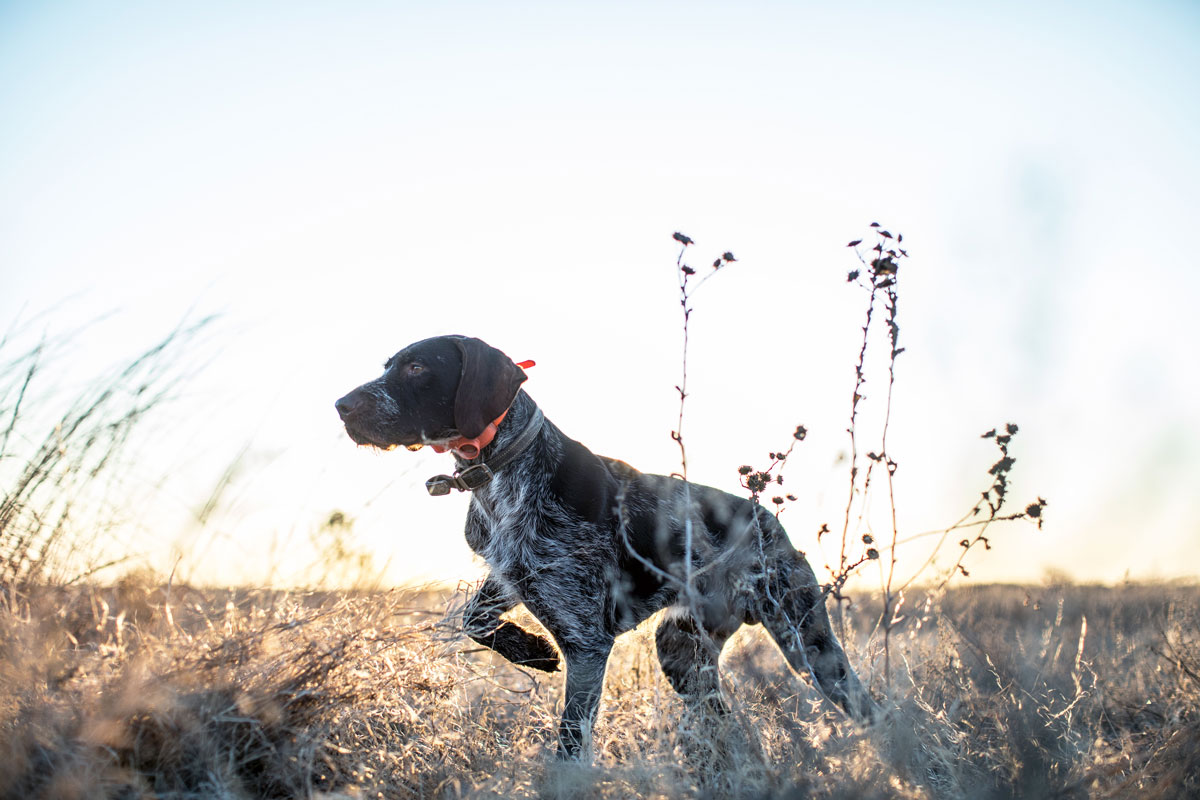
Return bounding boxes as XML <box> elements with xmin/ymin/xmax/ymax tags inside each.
<box><xmin>519</xmin><ymin>635</ymin><xmax>561</xmax><ymax>672</ymax></box>
<box><xmin>485</xmin><ymin>622</ymin><xmax>561</xmax><ymax>672</ymax></box>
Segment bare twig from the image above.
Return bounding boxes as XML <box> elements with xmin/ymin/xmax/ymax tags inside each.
<box><xmin>667</xmin><ymin>233</ymin><xmax>734</xmax><ymax>604</ymax></box>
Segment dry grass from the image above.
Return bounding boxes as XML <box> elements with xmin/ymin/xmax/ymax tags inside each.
<box><xmin>2</xmin><ymin>579</ymin><xmax>1197</xmax><ymax>799</ymax></box>
<box><xmin>0</xmin><ymin>317</ymin><xmax>213</xmax><ymax>588</ymax></box>
<box><xmin>4</xmin><ymin>244</ymin><xmax>1195</xmax><ymax>797</ymax></box>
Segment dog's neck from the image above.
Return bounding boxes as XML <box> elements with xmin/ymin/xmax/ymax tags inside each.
<box><xmin>426</xmin><ymin>392</ymin><xmax>543</xmax><ymax>496</ymax></box>
<box><xmin>452</xmin><ymin>389</ymin><xmax>541</xmax><ymax>471</ymax></box>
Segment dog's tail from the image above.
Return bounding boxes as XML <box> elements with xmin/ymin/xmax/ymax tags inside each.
<box><xmin>755</xmin><ymin>546</ymin><xmax>877</xmax><ymax>723</ymax></box>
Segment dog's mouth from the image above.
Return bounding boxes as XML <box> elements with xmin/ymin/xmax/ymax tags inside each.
<box><xmin>343</xmin><ymin>423</ymin><xmax>403</xmax><ymax>451</ymax></box>
<box><xmin>343</xmin><ymin>422</ymin><xmax>454</xmax><ymax>452</ymax></box>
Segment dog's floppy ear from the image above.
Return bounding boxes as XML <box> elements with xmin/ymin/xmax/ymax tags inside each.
<box><xmin>451</xmin><ymin>337</ymin><xmax>528</xmax><ymax>439</ymax></box>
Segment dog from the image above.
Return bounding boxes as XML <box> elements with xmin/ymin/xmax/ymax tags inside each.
<box><xmin>335</xmin><ymin>335</ymin><xmax>874</xmax><ymax>759</ymax></box>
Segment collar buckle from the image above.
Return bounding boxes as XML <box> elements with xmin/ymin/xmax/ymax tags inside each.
<box><xmin>456</xmin><ymin>463</ymin><xmax>495</xmax><ymax>490</ymax></box>
<box><xmin>425</xmin><ymin>463</ymin><xmax>495</xmax><ymax>496</ymax></box>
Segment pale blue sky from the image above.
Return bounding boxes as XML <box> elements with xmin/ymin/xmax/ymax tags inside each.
<box><xmin>2</xmin><ymin>1</ymin><xmax>1198</xmax><ymax>585</ymax></box>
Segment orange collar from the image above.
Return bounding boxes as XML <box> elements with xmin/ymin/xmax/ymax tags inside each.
<box><xmin>431</xmin><ymin>408</ymin><xmax>509</xmax><ymax>459</ymax></box>
<box><xmin>430</xmin><ymin>359</ymin><xmax>535</xmax><ymax>460</ymax></box>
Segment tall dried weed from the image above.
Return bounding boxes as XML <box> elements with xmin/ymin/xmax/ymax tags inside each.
<box><xmin>2</xmin><ymin>234</ymin><xmax>1197</xmax><ymax>797</ymax></box>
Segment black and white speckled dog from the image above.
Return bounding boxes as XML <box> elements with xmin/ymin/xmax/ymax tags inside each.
<box><xmin>335</xmin><ymin>335</ymin><xmax>874</xmax><ymax>759</ymax></box>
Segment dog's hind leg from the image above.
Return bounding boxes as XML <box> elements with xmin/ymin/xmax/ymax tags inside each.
<box><xmin>656</xmin><ymin>606</ymin><xmax>767</xmax><ymax>774</ymax></box>
<box><xmin>757</xmin><ymin>550</ymin><xmax>876</xmax><ymax>722</ymax></box>
<box><xmin>655</xmin><ymin>609</ymin><xmax>734</xmax><ymax>715</ymax></box>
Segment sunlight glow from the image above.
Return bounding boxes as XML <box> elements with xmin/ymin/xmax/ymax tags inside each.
<box><xmin>2</xmin><ymin>0</ymin><xmax>1197</xmax><ymax>586</ymax></box>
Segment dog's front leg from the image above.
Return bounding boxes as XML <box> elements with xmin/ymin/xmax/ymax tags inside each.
<box><xmin>462</xmin><ymin>575</ymin><xmax>560</xmax><ymax>672</ymax></box>
<box><xmin>557</xmin><ymin>643</ymin><xmax>614</xmax><ymax>760</ymax></box>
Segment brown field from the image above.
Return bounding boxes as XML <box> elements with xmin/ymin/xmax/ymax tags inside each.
<box><xmin>2</xmin><ymin>579</ymin><xmax>1198</xmax><ymax>799</ymax></box>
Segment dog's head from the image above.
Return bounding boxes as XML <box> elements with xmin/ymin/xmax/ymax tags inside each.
<box><xmin>335</xmin><ymin>336</ymin><xmax>528</xmax><ymax>450</ymax></box>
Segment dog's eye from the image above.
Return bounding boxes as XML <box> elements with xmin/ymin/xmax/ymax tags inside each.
<box><xmin>406</xmin><ymin>363</ymin><xmax>425</xmax><ymax>376</ymax></box>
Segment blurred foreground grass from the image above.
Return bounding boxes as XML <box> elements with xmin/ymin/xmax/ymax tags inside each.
<box><xmin>2</xmin><ymin>579</ymin><xmax>1197</xmax><ymax>799</ymax></box>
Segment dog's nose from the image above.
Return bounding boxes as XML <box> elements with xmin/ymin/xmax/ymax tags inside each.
<box><xmin>335</xmin><ymin>393</ymin><xmax>360</xmax><ymax>420</ymax></box>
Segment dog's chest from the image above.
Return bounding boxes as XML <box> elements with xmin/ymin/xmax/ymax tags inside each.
<box><xmin>466</xmin><ymin>472</ymin><xmax>548</xmax><ymax>576</ymax></box>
